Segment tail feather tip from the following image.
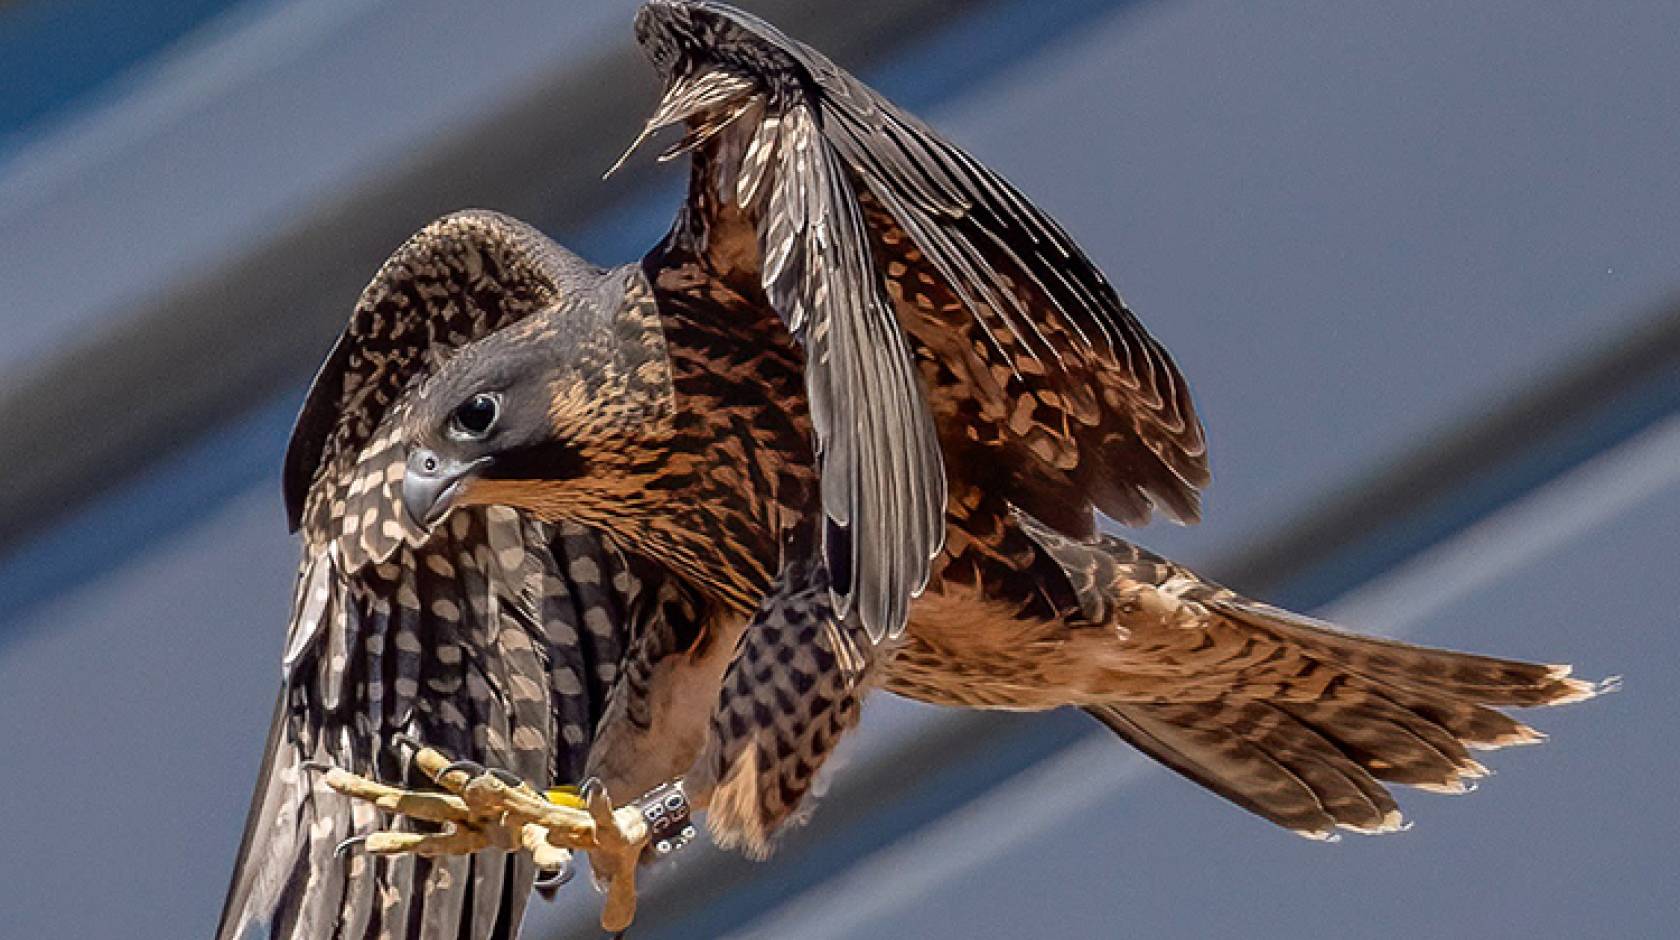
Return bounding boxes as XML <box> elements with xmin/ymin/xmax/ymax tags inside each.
<box><xmin>1342</xmin><ymin>809</ymin><xmax>1409</xmax><ymax>836</ymax></box>
<box><xmin>1415</xmin><ymin>776</ymin><xmax>1478</xmax><ymax>796</ymax></box>
<box><xmin>1548</xmin><ymin>670</ymin><xmax>1622</xmax><ymax>705</ymax></box>
<box><xmin>1469</xmin><ymin>723</ymin><xmax>1547</xmax><ymax>750</ymax></box>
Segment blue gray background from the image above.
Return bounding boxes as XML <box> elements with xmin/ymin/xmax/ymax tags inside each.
<box><xmin>0</xmin><ymin>1</ymin><xmax>1675</xmax><ymax>937</ymax></box>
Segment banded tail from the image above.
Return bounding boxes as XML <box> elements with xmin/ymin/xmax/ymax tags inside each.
<box><xmin>1085</xmin><ymin>580</ymin><xmax>1613</xmax><ymax>839</ymax></box>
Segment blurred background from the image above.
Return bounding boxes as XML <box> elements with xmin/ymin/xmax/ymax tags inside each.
<box><xmin>1</xmin><ymin>0</ymin><xmax>1676</xmax><ymax>937</ymax></box>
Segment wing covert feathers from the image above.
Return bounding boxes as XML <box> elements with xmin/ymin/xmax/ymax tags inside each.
<box><xmin>634</xmin><ymin>4</ymin><xmax>944</xmax><ymax>642</ymax></box>
<box><xmin>634</xmin><ymin>1</ymin><xmax>1208</xmax><ymax>638</ymax></box>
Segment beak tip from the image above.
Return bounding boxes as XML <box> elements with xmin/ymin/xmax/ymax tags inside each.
<box><xmin>403</xmin><ymin>450</ymin><xmax>454</xmax><ymax>530</ymax></box>
<box><xmin>400</xmin><ymin>480</ymin><xmax>440</xmax><ymax>531</ymax></box>
<box><xmin>401</xmin><ymin>450</ymin><xmax>492</xmax><ymax>530</ymax></box>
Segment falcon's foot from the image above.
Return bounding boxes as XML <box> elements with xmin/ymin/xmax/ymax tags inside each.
<box><xmin>317</xmin><ymin>745</ymin><xmax>654</xmax><ymax>932</ymax></box>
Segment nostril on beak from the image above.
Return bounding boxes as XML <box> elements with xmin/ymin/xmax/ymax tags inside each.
<box><xmin>403</xmin><ymin>449</ymin><xmax>452</xmax><ymax>528</ymax></box>
<box><xmin>401</xmin><ymin>450</ymin><xmax>491</xmax><ymax>529</ymax></box>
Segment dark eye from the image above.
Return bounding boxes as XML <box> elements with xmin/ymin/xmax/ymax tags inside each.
<box><xmin>450</xmin><ymin>392</ymin><xmax>500</xmax><ymax>439</ymax></box>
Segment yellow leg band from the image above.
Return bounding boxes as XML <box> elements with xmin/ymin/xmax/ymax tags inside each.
<box><xmin>544</xmin><ymin>786</ymin><xmax>586</xmax><ymax>810</ymax></box>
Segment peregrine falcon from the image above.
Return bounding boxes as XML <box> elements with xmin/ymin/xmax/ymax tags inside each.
<box><xmin>221</xmin><ymin>3</ymin><xmax>1611</xmax><ymax>937</ymax></box>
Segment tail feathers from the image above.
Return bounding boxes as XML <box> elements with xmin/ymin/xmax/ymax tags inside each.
<box><xmin>1085</xmin><ymin>597</ymin><xmax>1615</xmax><ymax>839</ymax></box>
<box><xmin>1217</xmin><ymin>599</ymin><xmax>1604</xmax><ymax>708</ymax></box>
<box><xmin>1089</xmin><ymin>701</ymin><xmax>1403</xmax><ymax>838</ymax></box>
<box><xmin>1270</xmin><ymin>692</ymin><xmax>1482</xmax><ymax>794</ymax></box>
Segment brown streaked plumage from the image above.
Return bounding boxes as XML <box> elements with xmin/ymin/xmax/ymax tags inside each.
<box><xmin>235</xmin><ymin>3</ymin><xmax>1611</xmax><ymax>936</ymax></box>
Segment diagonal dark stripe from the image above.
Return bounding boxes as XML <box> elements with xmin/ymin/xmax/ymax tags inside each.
<box><xmin>0</xmin><ymin>0</ymin><xmax>1035</xmax><ymax>562</ymax></box>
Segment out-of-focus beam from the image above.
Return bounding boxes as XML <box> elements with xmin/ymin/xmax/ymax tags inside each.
<box><xmin>0</xmin><ymin>0</ymin><xmax>984</xmax><ymax>556</ymax></box>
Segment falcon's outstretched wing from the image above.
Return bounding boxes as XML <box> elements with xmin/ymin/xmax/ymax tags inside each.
<box><xmin>633</xmin><ymin>1</ymin><xmax>1209</xmax><ymax>640</ymax></box>
<box><xmin>219</xmin><ymin>212</ymin><xmax>660</xmax><ymax>940</ymax></box>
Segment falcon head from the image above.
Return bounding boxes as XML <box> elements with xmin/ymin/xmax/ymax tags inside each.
<box><xmin>398</xmin><ymin>280</ymin><xmax>672</xmax><ymax>529</ymax></box>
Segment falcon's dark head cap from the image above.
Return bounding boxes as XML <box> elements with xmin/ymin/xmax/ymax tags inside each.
<box><xmin>398</xmin><ymin>278</ymin><xmax>671</xmax><ymax>528</ymax></box>
<box><xmin>398</xmin><ymin>329</ymin><xmax>566</xmax><ymax>527</ymax></box>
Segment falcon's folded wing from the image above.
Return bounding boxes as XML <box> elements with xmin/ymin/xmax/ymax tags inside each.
<box><xmin>633</xmin><ymin>1</ymin><xmax>1209</xmax><ymax>640</ymax></box>
<box><xmin>220</xmin><ymin>212</ymin><xmax>657</xmax><ymax>940</ymax></box>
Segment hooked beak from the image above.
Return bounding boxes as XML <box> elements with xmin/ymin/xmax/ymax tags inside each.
<box><xmin>402</xmin><ymin>450</ymin><xmax>491</xmax><ymax>528</ymax></box>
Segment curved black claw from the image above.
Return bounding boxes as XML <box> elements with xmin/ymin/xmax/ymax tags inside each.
<box><xmin>299</xmin><ymin>760</ymin><xmax>333</xmax><ymax>775</ymax></box>
<box><xmin>437</xmin><ymin>760</ymin><xmax>526</xmax><ymax>789</ymax></box>
<box><xmin>390</xmin><ymin>733</ymin><xmax>426</xmax><ymax>755</ymax></box>
<box><xmin>578</xmin><ymin>776</ymin><xmax>606</xmax><ymax>803</ymax></box>
<box><xmin>334</xmin><ymin>834</ymin><xmax>371</xmax><ymax>858</ymax></box>
<box><xmin>439</xmin><ymin>760</ymin><xmax>489</xmax><ymax>781</ymax></box>
<box><xmin>533</xmin><ymin>855</ymin><xmax>576</xmax><ymax>890</ymax></box>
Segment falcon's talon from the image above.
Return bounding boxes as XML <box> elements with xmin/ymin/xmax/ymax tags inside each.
<box><xmin>333</xmin><ymin>834</ymin><xmax>370</xmax><ymax>858</ymax></box>
<box><xmin>314</xmin><ymin>745</ymin><xmax>653</xmax><ymax>932</ymax></box>
<box><xmin>572</xmin><ymin>782</ymin><xmax>652</xmax><ymax>934</ymax></box>
<box><xmin>438</xmin><ymin>759</ymin><xmax>490</xmax><ymax>783</ymax></box>
<box><xmin>534</xmin><ymin>856</ymin><xmax>577</xmax><ymax>890</ymax></box>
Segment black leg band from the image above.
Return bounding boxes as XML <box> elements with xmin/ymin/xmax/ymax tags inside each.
<box><xmin>638</xmin><ymin>780</ymin><xmax>697</xmax><ymax>857</ymax></box>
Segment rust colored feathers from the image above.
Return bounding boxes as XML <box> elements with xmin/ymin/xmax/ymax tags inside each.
<box><xmin>631</xmin><ymin>0</ymin><xmax>1208</xmax><ymax>638</ymax></box>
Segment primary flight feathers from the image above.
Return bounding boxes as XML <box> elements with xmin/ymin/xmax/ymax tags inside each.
<box><xmin>629</xmin><ymin>0</ymin><xmax>1207</xmax><ymax>638</ymax></box>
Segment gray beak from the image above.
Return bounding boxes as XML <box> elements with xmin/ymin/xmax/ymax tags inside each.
<box><xmin>402</xmin><ymin>450</ymin><xmax>490</xmax><ymax>528</ymax></box>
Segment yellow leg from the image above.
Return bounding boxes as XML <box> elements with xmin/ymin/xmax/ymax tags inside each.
<box><xmin>351</xmin><ymin>826</ymin><xmax>491</xmax><ymax>858</ymax></box>
<box><xmin>316</xmin><ymin>745</ymin><xmax>652</xmax><ymax>933</ymax></box>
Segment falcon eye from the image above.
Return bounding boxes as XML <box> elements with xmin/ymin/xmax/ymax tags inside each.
<box><xmin>449</xmin><ymin>392</ymin><xmax>501</xmax><ymax>439</ymax></box>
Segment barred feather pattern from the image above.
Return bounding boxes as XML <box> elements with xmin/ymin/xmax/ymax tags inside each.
<box><xmin>692</xmin><ymin>558</ymin><xmax>873</xmax><ymax>858</ymax></box>
<box><xmin>224</xmin><ymin>208</ymin><xmax>653</xmax><ymax>940</ymax></box>
<box><xmin>220</xmin><ymin>512</ymin><xmax>644</xmax><ymax>939</ymax></box>
<box><xmin>633</xmin><ymin>0</ymin><xmax>1221</xmax><ymax>650</ymax></box>
<box><xmin>635</xmin><ymin>1</ymin><xmax>947</xmax><ymax>643</ymax></box>
<box><xmin>1010</xmin><ymin>517</ymin><xmax>1606</xmax><ymax>840</ymax></box>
